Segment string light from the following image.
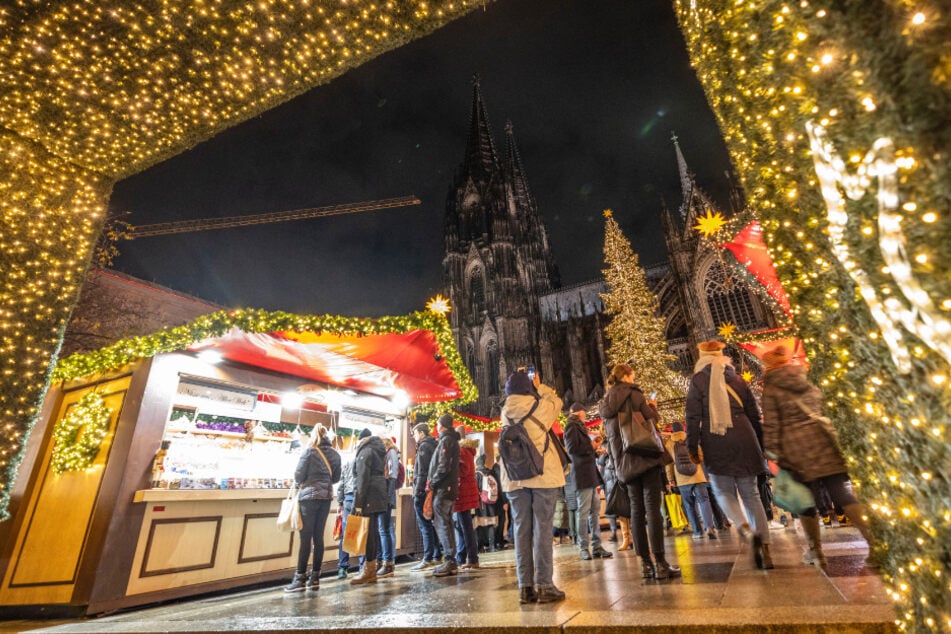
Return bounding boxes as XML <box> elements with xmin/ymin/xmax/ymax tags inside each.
<box><xmin>49</xmin><ymin>391</ymin><xmax>112</xmax><ymax>474</ymax></box>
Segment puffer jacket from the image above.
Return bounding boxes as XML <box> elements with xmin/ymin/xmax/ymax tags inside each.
<box><xmin>600</xmin><ymin>382</ymin><xmax>665</xmax><ymax>484</ymax></box>
<box><xmin>353</xmin><ymin>436</ymin><xmax>388</xmax><ymax>515</ymax></box>
<box><xmin>454</xmin><ymin>439</ymin><xmax>480</xmax><ymax>512</ymax></box>
<box><xmin>413</xmin><ymin>434</ymin><xmax>437</xmax><ymax>498</ymax></box>
<box><xmin>685</xmin><ymin>363</ymin><xmax>765</xmax><ymax>477</ymax></box>
<box><xmin>762</xmin><ymin>364</ymin><xmax>847</xmax><ymax>482</ymax></box>
<box><xmin>663</xmin><ymin>431</ymin><xmax>708</xmax><ymax>487</ymax></box>
<box><xmin>563</xmin><ymin>414</ymin><xmax>599</xmax><ymax>490</ymax></box>
<box><xmin>295</xmin><ymin>438</ymin><xmax>342</xmax><ymax>501</ymax></box>
<box><xmin>498</xmin><ymin>383</ymin><xmax>565</xmax><ymax>492</ymax></box>
<box><xmin>429</xmin><ymin>427</ymin><xmax>460</xmax><ymax>500</ymax></box>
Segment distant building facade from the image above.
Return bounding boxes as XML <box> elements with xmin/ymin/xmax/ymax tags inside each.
<box><xmin>443</xmin><ymin>81</ymin><xmax>779</xmax><ymax>417</ymax></box>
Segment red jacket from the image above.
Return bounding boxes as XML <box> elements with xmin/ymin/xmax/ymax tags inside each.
<box><xmin>453</xmin><ymin>440</ymin><xmax>480</xmax><ymax>512</ymax></box>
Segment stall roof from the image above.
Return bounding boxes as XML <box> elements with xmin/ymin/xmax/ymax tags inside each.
<box><xmin>52</xmin><ymin>309</ymin><xmax>477</xmax><ymax>406</ymax></box>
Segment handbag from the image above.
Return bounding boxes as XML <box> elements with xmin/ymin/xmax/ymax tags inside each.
<box><xmin>342</xmin><ymin>512</ymin><xmax>370</xmax><ymax>555</ymax></box>
<box><xmin>422</xmin><ymin>489</ymin><xmax>434</xmax><ymax>520</ymax></box>
<box><xmin>619</xmin><ymin>396</ymin><xmax>663</xmax><ymax>456</ymax></box>
<box><xmin>604</xmin><ymin>482</ymin><xmax>630</xmax><ymax>518</ymax></box>
<box><xmin>276</xmin><ymin>487</ymin><xmax>302</xmax><ymax>532</ymax></box>
<box><xmin>664</xmin><ymin>493</ymin><xmax>689</xmax><ymax>530</ymax></box>
<box><xmin>772</xmin><ymin>468</ymin><xmax>815</xmax><ymax>515</ymax></box>
<box><xmin>332</xmin><ymin>512</ymin><xmax>343</xmax><ymax>541</ymax></box>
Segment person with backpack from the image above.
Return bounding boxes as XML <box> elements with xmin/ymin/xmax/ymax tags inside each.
<box><xmin>564</xmin><ymin>402</ymin><xmax>613</xmax><ymax>561</ymax></box>
<box><xmin>498</xmin><ymin>368</ymin><xmax>565</xmax><ymax>605</ymax></box>
<box><xmin>410</xmin><ymin>423</ymin><xmax>441</xmax><ymax>571</ymax></box>
<box><xmin>474</xmin><ymin>454</ymin><xmax>499</xmax><ymax>552</ymax></box>
<box><xmin>663</xmin><ymin>421</ymin><xmax>717</xmax><ymax>540</ymax></box>
<box><xmin>428</xmin><ymin>414</ymin><xmax>461</xmax><ymax>577</ymax></box>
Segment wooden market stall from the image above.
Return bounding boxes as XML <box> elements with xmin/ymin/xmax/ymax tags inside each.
<box><xmin>0</xmin><ymin>309</ymin><xmax>473</xmax><ymax>616</ymax></box>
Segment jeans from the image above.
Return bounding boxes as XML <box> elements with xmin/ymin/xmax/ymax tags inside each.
<box><xmin>413</xmin><ymin>494</ymin><xmax>439</xmax><ymax>561</ymax></box>
<box><xmin>364</xmin><ymin>511</ymin><xmax>383</xmax><ymax>563</ymax></box>
<box><xmin>378</xmin><ymin>507</ymin><xmax>395</xmax><ymax>563</ymax></box>
<box><xmin>575</xmin><ymin>487</ymin><xmax>602</xmax><ymax>550</ymax></box>
<box><xmin>297</xmin><ymin>498</ymin><xmax>332</xmax><ymax>574</ymax></box>
<box><xmin>708</xmin><ymin>472</ymin><xmax>770</xmax><ymax>545</ymax></box>
<box><xmin>454</xmin><ymin>510</ymin><xmax>479</xmax><ymax>565</ymax></box>
<box><xmin>507</xmin><ymin>487</ymin><xmax>558</xmax><ymax>589</ymax></box>
<box><xmin>432</xmin><ymin>494</ymin><xmax>456</xmax><ymax>558</ymax></box>
<box><xmin>567</xmin><ymin>509</ymin><xmax>579</xmax><ymax>540</ymax></box>
<box><xmin>337</xmin><ymin>495</ymin><xmax>356</xmax><ymax>569</ymax></box>
<box><xmin>679</xmin><ymin>483</ymin><xmax>716</xmax><ymax>535</ymax></box>
<box><xmin>626</xmin><ymin>465</ymin><xmax>666</xmax><ymax>560</ymax></box>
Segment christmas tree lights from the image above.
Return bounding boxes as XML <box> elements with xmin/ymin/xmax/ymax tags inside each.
<box><xmin>0</xmin><ymin>0</ymin><xmax>481</xmax><ymax>521</ymax></box>
<box><xmin>676</xmin><ymin>2</ymin><xmax>950</xmax><ymax>629</ymax></box>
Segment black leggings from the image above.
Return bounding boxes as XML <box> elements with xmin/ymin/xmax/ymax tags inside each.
<box><xmin>801</xmin><ymin>473</ymin><xmax>858</xmax><ymax>518</ymax></box>
<box><xmin>297</xmin><ymin>498</ymin><xmax>332</xmax><ymax>574</ymax></box>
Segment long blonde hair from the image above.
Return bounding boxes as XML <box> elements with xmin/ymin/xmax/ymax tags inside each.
<box><xmin>607</xmin><ymin>363</ymin><xmax>634</xmax><ymax>387</ymax></box>
<box><xmin>309</xmin><ymin>424</ymin><xmax>329</xmax><ymax>447</ymax></box>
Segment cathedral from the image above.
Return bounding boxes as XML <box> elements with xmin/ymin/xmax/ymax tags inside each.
<box><xmin>443</xmin><ymin>79</ymin><xmax>780</xmax><ymax>417</ymax></box>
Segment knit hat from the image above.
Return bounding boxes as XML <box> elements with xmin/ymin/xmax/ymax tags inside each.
<box><xmin>437</xmin><ymin>413</ymin><xmax>455</xmax><ymax>429</ymax></box>
<box><xmin>413</xmin><ymin>422</ymin><xmax>430</xmax><ymax>435</ymax></box>
<box><xmin>763</xmin><ymin>345</ymin><xmax>791</xmax><ymax>371</ymax></box>
<box><xmin>505</xmin><ymin>371</ymin><xmax>534</xmax><ymax>395</ymax></box>
<box><xmin>358</xmin><ymin>428</ymin><xmax>372</xmax><ymax>440</ymax></box>
<box><xmin>698</xmin><ymin>340</ymin><xmax>726</xmax><ymax>353</ymax></box>
<box><xmin>570</xmin><ymin>401</ymin><xmax>586</xmax><ymax>413</ymax></box>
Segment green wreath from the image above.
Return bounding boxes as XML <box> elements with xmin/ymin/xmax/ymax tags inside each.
<box><xmin>50</xmin><ymin>391</ymin><xmax>112</xmax><ymax>474</ymax></box>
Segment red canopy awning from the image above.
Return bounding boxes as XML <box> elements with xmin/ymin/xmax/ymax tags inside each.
<box><xmin>720</xmin><ymin>220</ymin><xmax>792</xmax><ymax>317</ymax></box>
<box><xmin>188</xmin><ymin>327</ymin><xmax>461</xmax><ymax>403</ymax></box>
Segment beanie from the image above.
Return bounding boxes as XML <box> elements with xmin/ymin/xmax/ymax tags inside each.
<box><xmin>569</xmin><ymin>401</ymin><xmax>585</xmax><ymax>413</ymax></box>
<box><xmin>358</xmin><ymin>428</ymin><xmax>372</xmax><ymax>440</ymax></box>
<box><xmin>505</xmin><ymin>371</ymin><xmax>534</xmax><ymax>395</ymax></box>
<box><xmin>437</xmin><ymin>413</ymin><xmax>455</xmax><ymax>429</ymax></box>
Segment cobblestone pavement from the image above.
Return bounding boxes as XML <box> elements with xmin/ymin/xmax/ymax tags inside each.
<box><xmin>4</xmin><ymin>523</ymin><xmax>895</xmax><ymax>633</ymax></box>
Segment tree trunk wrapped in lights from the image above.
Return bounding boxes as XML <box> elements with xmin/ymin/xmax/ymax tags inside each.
<box><xmin>675</xmin><ymin>1</ymin><xmax>950</xmax><ymax>629</ymax></box>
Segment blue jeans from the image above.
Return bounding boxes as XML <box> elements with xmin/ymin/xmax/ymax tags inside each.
<box><xmin>432</xmin><ymin>494</ymin><xmax>456</xmax><ymax>558</ymax></box>
<box><xmin>413</xmin><ymin>494</ymin><xmax>439</xmax><ymax>561</ymax></box>
<box><xmin>680</xmin><ymin>483</ymin><xmax>716</xmax><ymax>535</ymax></box>
<box><xmin>454</xmin><ymin>510</ymin><xmax>479</xmax><ymax>565</ymax></box>
<box><xmin>507</xmin><ymin>487</ymin><xmax>558</xmax><ymax>590</ymax></box>
<box><xmin>708</xmin><ymin>473</ymin><xmax>770</xmax><ymax>545</ymax></box>
<box><xmin>378</xmin><ymin>506</ymin><xmax>395</xmax><ymax>563</ymax></box>
<box><xmin>575</xmin><ymin>487</ymin><xmax>602</xmax><ymax>551</ymax></box>
<box><xmin>297</xmin><ymin>498</ymin><xmax>332</xmax><ymax>574</ymax></box>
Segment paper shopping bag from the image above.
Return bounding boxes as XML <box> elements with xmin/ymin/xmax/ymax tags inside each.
<box><xmin>342</xmin><ymin>513</ymin><xmax>370</xmax><ymax>555</ymax></box>
<box><xmin>332</xmin><ymin>512</ymin><xmax>343</xmax><ymax>542</ymax></box>
<box><xmin>276</xmin><ymin>488</ymin><xmax>302</xmax><ymax>532</ymax></box>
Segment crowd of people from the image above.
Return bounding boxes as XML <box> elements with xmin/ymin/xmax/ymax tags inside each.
<box><xmin>281</xmin><ymin>340</ymin><xmax>876</xmax><ymax>603</ymax></box>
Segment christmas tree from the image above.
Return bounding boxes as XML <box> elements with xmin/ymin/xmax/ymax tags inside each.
<box><xmin>600</xmin><ymin>210</ymin><xmax>681</xmax><ymax>401</ymax></box>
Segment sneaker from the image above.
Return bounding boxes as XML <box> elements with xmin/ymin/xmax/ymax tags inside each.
<box><xmin>283</xmin><ymin>573</ymin><xmax>307</xmax><ymax>593</ymax></box>
<box><xmin>410</xmin><ymin>560</ymin><xmax>434</xmax><ymax>572</ymax></box>
<box><xmin>460</xmin><ymin>562</ymin><xmax>480</xmax><ymax>570</ymax></box>
<box><xmin>337</xmin><ymin>568</ymin><xmax>348</xmax><ymax>580</ymax></box>
<box><xmin>592</xmin><ymin>547</ymin><xmax>613</xmax><ymax>559</ymax></box>
<box><xmin>432</xmin><ymin>560</ymin><xmax>458</xmax><ymax>577</ymax></box>
<box><xmin>580</xmin><ymin>549</ymin><xmax>593</xmax><ymax>561</ymax></box>
<box><xmin>692</xmin><ymin>533</ymin><xmax>704</xmax><ymax>541</ymax></box>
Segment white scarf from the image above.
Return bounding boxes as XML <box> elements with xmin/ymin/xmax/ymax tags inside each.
<box><xmin>694</xmin><ymin>353</ymin><xmax>734</xmax><ymax>436</ymax></box>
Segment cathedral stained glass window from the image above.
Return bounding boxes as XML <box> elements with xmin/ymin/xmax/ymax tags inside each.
<box><xmin>485</xmin><ymin>340</ymin><xmax>500</xmax><ymax>396</ymax></box>
<box><xmin>469</xmin><ymin>269</ymin><xmax>486</xmax><ymax>315</ymax></box>
<box><xmin>703</xmin><ymin>262</ymin><xmax>759</xmax><ymax>331</ymax></box>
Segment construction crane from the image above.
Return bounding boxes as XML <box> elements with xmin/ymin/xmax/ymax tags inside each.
<box><xmin>94</xmin><ymin>195</ymin><xmax>421</xmax><ymax>266</ymax></box>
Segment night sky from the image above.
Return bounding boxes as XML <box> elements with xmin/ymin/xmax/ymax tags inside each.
<box><xmin>108</xmin><ymin>0</ymin><xmax>734</xmax><ymax>317</ymax></box>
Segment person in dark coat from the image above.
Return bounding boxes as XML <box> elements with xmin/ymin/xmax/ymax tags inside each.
<box><xmin>564</xmin><ymin>402</ymin><xmax>612</xmax><ymax>560</ymax></box>
<box><xmin>761</xmin><ymin>345</ymin><xmax>876</xmax><ymax>568</ymax></box>
<box><xmin>410</xmin><ymin>423</ymin><xmax>441</xmax><ymax>571</ymax></box>
<box><xmin>453</xmin><ymin>430</ymin><xmax>481</xmax><ymax>569</ymax></box>
<box><xmin>428</xmin><ymin>414</ymin><xmax>460</xmax><ymax>577</ymax></box>
<box><xmin>490</xmin><ymin>457</ymin><xmax>509</xmax><ymax>549</ymax></box>
<box><xmin>350</xmin><ymin>429</ymin><xmax>388</xmax><ymax>585</ymax></box>
<box><xmin>284</xmin><ymin>424</ymin><xmax>342</xmax><ymax>592</ymax></box>
<box><xmin>601</xmin><ymin>363</ymin><xmax>679</xmax><ymax>580</ymax></box>
<box><xmin>686</xmin><ymin>340</ymin><xmax>773</xmax><ymax>570</ymax></box>
<box><xmin>473</xmin><ymin>454</ymin><xmax>499</xmax><ymax>552</ymax></box>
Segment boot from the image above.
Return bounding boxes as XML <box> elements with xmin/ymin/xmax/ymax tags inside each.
<box><xmin>283</xmin><ymin>572</ymin><xmax>307</xmax><ymax>593</ymax></box>
<box><xmin>842</xmin><ymin>503</ymin><xmax>879</xmax><ymax>567</ymax></box>
<box><xmin>760</xmin><ymin>544</ymin><xmax>774</xmax><ymax>570</ymax></box>
<box><xmin>618</xmin><ymin>518</ymin><xmax>633</xmax><ymax>551</ymax></box>
<box><xmin>653</xmin><ymin>558</ymin><xmax>682</xmax><ymax>580</ymax></box>
<box><xmin>639</xmin><ymin>557</ymin><xmax>655</xmax><ymax>579</ymax></box>
<box><xmin>799</xmin><ymin>514</ymin><xmax>827</xmax><ymax>568</ymax></box>
<box><xmin>350</xmin><ymin>560</ymin><xmax>377</xmax><ymax>585</ymax></box>
<box><xmin>306</xmin><ymin>570</ymin><xmax>320</xmax><ymax>590</ymax></box>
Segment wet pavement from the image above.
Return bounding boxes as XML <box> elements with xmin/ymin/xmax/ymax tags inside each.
<box><xmin>3</xmin><ymin>524</ymin><xmax>895</xmax><ymax>633</ymax></box>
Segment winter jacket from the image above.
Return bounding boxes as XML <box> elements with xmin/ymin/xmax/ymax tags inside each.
<box><xmin>353</xmin><ymin>436</ymin><xmax>388</xmax><ymax>515</ymax></box>
<box><xmin>295</xmin><ymin>439</ymin><xmax>342</xmax><ymax>501</ymax></box>
<box><xmin>428</xmin><ymin>427</ymin><xmax>460</xmax><ymax>500</ymax></box>
<box><xmin>663</xmin><ymin>431</ymin><xmax>708</xmax><ymax>487</ymax></box>
<box><xmin>498</xmin><ymin>383</ymin><xmax>565</xmax><ymax>492</ymax></box>
<box><xmin>597</xmin><ymin>451</ymin><xmax>617</xmax><ymax>496</ymax></box>
<box><xmin>563</xmin><ymin>414</ymin><xmax>599</xmax><ymax>490</ymax></box>
<box><xmin>761</xmin><ymin>364</ymin><xmax>847</xmax><ymax>482</ymax></box>
<box><xmin>475</xmin><ymin>468</ymin><xmax>499</xmax><ymax>520</ymax></box>
<box><xmin>454</xmin><ymin>439</ymin><xmax>480</xmax><ymax>512</ymax></box>
<box><xmin>600</xmin><ymin>382</ymin><xmax>665</xmax><ymax>484</ymax></box>
<box><xmin>384</xmin><ymin>446</ymin><xmax>400</xmax><ymax>507</ymax></box>
<box><xmin>685</xmin><ymin>363</ymin><xmax>766</xmax><ymax>477</ymax></box>
<box><xmin>337</xmin><ymin>459</ymin><xmax>355</xmax><ymax>504</ymax></box>
<box><xmin>413</xmin><ymin>434</ymin><xmax>438</xmax><ymax>499</ymax></box>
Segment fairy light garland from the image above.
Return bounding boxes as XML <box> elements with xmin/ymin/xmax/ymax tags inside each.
<box><xmin>676</xmin><ymin>2</ymin><xmax>950</xmax><ymax>630</ymax></box>
<box><xmin>0</xmin><ymin>0</ymin><xmax>482</xmax><ymax>521</ymax></box>
<box><xmin>50</xmin><ymin>391</ymin><xmax>112</xmax><ymax>475</ymax></box>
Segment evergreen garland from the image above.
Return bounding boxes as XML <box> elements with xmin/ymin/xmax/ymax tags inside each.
<box><xmin>50</xmin><ymin>391</ymin><xmax>112</xmax><ymax>474</ymax></box>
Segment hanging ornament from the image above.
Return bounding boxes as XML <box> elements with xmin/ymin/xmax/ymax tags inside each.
<box><xmin>741</xmin><ymin>370</ymin><xmax>755</xmax><ymax>383</ymax></box>
<box><xmin>718</xmin><ymin>322</ymin><xmax>737</xmax><ymax>339</ymax></box>
<box><xmin>693</xmin><ymin>209</ymin><xmax>727</xmax><ymax>238</ymax></box>
<box><xmin>50</xmin><ymin>391</ymin><xmax>112</xmax><ymax>474</ymax></box>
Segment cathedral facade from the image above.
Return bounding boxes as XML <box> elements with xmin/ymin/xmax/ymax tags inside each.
<box><xmin>443</xmin><ymin>81</ymin><xmax>779</xmax><ymax>417</ymax></box>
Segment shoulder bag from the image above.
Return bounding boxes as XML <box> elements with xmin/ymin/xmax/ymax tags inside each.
<box><xmin>276</xmin><ymin>486</ymin><xmax>302</xmax><ymax>532</ymax></box>
<box><xmin>618</xmin><ymin>394</ymin><xmax>663</xmax><ymax>456</ymax></box>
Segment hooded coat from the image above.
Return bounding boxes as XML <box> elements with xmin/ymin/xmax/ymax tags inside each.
<box><xmin>428</xmin><ymin>427</ymin><xmax>460</xmax><ymax>500</ymax></box>
<box><xmin>413</xmin><ymin>434</ymin><xmax>438</xmax><ymax>499</ymax></box>
<box><xmin>600</xmin><ymin>382</ymin><xmax>665</xmax><ymax>484</ymax></box>
<box><xmin>498</xmin><ymin>383</ymin><xmax>565</xmax><ymax>492</ymax></box>
<box><xmin>295</xmin><ymin>437</ymin><xmax>342</xmax><ymax>501</ymax></box>
<box><xmin>353</xmin><ymin>436</ymin><xmax>388</xmax><ymax>515</ymax></box>
<box><xmin>685</xmin><ymin>362</ymin><xmax>765</xmax><ymax>477</ymax></box>
<box><xmin>454</xmin><ymin>438</ymin><xmax>481</xmax><ymax>512</ymax></box>
<box><xmin>563</xmin><ymin>413</ymin><xmax>599</xmax><ymax>490</ymax></box>
<box><xmin>761</xmin><ymin>364</ymin><xmax>847</xmax><ymax>482</ymax></box>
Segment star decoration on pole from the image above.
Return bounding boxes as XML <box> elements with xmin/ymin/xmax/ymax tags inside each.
<box><xmin>693</xmin><ymin>209</ymin><xmax>727</xmax><ymax>238</ymax></box>
<box><xmin>426</xmin><ymin>294</ymin><xmax>451</xmax><ymax>316</ymax></box>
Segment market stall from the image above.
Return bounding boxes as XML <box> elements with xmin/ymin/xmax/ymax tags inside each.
<box><xmin>0</xmin><ymin>309</ymin><xmax>474</xmax><ymax>616</ymax></box>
